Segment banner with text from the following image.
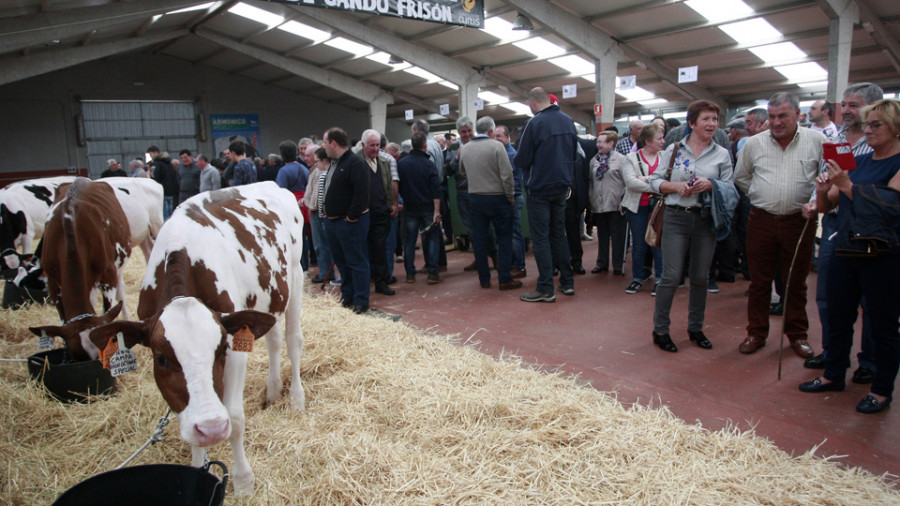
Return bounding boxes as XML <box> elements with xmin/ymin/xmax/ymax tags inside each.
<box><xmin>265</xmin><ymin>0</ymin><xmax>484</xmax><ymax>28</ymax></box>
<box><xmin>211</xmin><ymin>114</ymin><xmax>261</xmax><ymax>158</ymax></box>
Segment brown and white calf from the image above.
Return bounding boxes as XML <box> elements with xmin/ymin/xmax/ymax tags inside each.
<box><xmin>29</xmin><ymin>177</ymin><xmax>133</xmax><ymax>361</ymax></box>
<box><xmin>88</xmin><ymin>182</ymin><xmax>305</xmax><ymax>495</ymax></box>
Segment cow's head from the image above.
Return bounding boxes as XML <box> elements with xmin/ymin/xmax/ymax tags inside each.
<box><xmin>0</xmin><ymin>204</ymin><xmax>28</xmax><ymax>270</ymax></box>
<box><xmin>88</xmin><ymin>297</ymin><xmax>275</xmax><ymax>447</ymax></box>
<box><xmin>29</xmin><ymin>303</ymin><xmax>123</xmax><ymax>362</ymax></box>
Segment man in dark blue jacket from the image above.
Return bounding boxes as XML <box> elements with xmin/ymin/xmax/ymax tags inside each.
<box><xmin>398</xmin><ymin>132</ymin><xmax>443</xmax><ymax>285</ymax></box>
<box><xmin>514</xmin><ymin>87</ymin><xmax>578</xmax><ymax>302</ymax></box>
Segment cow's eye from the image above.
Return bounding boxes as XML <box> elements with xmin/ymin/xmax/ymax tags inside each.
<box><xmin>156</xmin><ymin>354</ymin><xmax>169</xmax><ymax>368</ymax></box>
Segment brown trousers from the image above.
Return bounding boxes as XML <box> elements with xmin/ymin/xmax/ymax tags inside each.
<box><xmin>746</xmin><ymin>207</ymin><xmax>817</xmax><ymax>341</ymax></box>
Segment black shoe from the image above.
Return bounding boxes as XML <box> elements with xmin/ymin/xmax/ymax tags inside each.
<box><xmin>573</xmin><ymin>265</ymin><xmax>586</xmax><ymax>275</ymax></box>
<box><xmin>352</xmin><ymin>304</ymin><xmax>369</xmax><ymax>314</ymax></box>
<box><xmin>688</xmin><ymin>330</ymin><xmax>712</xmax><ymax>349</ymax></box>
<box><xmin>857</xmin><ymin>394</ymin><xmax>891</xmax><ymax>414</ymax></box>
<box><xmin>770</xmin><ymin>301</ymin><xmax>784</xmax><ymax>316</ymax></box>
<box><xmin>387</xmin><ymin>276</ymin><xmax>398</xmax><ymax>285</ymax></box>
<box><xmin>591</xmin><ymin>267</ymin><xmax>608</xmax><ymax>274</ymax></box>
<box><xmin>375</xmin><ymin>285</ymin><xmax>395</xmax><ymax>296</ymax></box>
<box><xmin>652</xmin><ymin>331</ymin><xmax>677</xmax><ymax>353</ymax></box>
<box><xmin>804</xmin><ymin>353</ymin><xmax>826</xmax><ymax>369</ymax></box>
<box><xmin>311</xmin><ymin>276</ymin><xmax>325</xmax><ymax>284</ymax></box>
<box><xmin>613</xmin><ymin>269</ymin><xmax>625</xmax><ymax>276</ymax></box>
<box><xmin>852</xmin><ymin>367</ymin><xmax>876</xmax><ymax>384</ymax></box>
<box><xmin>798</xmin><ymin>377</ymin><xmax>845</xmax><ymax>393</ymax></box>
<box><xmin>340</xmin><ymin>298</ymin><xmax>353</xmax><ymax>308</ymax></box>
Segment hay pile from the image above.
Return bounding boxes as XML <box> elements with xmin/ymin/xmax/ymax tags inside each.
<box><xmin>1</xmin><ymin>255</ymin><xmax>898</xmax><ymax>504</ymax></box>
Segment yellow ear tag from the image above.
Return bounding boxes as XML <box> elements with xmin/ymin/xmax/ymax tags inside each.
<box><xmin>232</xmin><ymin>325</ymin><xmax>254</xmax><ymax>353</ymax></box>
<box><xmin>99</xmin><ymin>335</ymin><xmax>118</xmax><ymax>369</ymax></box>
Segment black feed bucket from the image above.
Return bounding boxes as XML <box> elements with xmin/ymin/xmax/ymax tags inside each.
<box><xmin>27</xmin><ymin>349</ymin><xmax>116</xmax><ymax>402</ymax></box>
<box><xmin>53</xmin><ymin>461</ymin><xmax>228</xmax><ymax>506</ymax></box>
<box><xmin>2</xmin><ymin>279</ymin><xmax>48</xmax><ymax>309</ymax></box>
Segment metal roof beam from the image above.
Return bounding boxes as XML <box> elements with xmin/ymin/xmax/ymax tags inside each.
<box><xmin>0</xmin><ymin>29</ymin><xmax>188</xmax><ymax>86</ymax></box>
<box><xmin>0</xmin><ymin>0</ymin><xmax>200</xmax><ymax>55</ymax></box>
<box><xmin>195</xmin><ymin>27</ymin><xmax>392</xmax><ymax>105</ymax></box>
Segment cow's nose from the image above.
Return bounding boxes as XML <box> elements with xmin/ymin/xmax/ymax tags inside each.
<box><xmin>194</xmin><ymin>418</ymin><xmax>229</xmax><ymax>444</ymax></box>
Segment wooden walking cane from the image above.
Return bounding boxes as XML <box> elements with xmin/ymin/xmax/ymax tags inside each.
<box><xmin>778</xmin><ymin>217</ymin><xmax>813</xmax><ymax>380</ymax></box>
<box><xmin>320</xmin><ymin>262</ymin><xmax>336</xmax><ymax>290</ymax></box>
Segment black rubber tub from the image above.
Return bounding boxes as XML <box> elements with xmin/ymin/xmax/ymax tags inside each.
<box><xmin>2</xmin><ymin>280</ymin><xmax>48</xmax><ymax>309</ymax></box>
<box><xmin>27</xmin><ymin>349</ymin><xmax>116</xmax><ymax>402</ymax></box>
<box><xmin>53</xmin><ymin>462</ymin><xmax>228</xmax><ymax>506</ymax></box>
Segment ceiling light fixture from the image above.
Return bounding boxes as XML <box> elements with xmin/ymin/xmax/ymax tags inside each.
<box><xmin>512</xmin><ymin>12</ymin><xmax>534</xmax><ymax>31</ymax></box>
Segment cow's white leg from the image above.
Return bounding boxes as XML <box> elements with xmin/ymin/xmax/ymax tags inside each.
<box><xmin>284</xmin><ymin>272</ymin><xmax>305</xmax><ymax>411</ymax></box>
<box><xmin>223</xmin><ymin>350</ymin><xmax>253</xmax><ymax>495</ymax></box>
<box><xmin>139</xmin><ymin>236</ymin><xmax>153</xmax><ymax>264</ymax></box>
<box><xmin>115</xmin><ymin>271</ymin><xmax>130</xmax><ymax>320</ymax></box>
<box><xmin>264</xmin><ymin>318</ymin><xmax>284</xmax><ymax>407</ymax></box>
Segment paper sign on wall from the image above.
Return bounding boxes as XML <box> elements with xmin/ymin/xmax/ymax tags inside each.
<box><xmin>619</xmin><ymin>75</ymin><xmax>636</xmax><ymax>90</ymax></box>
<box><xmin>439</xmin><ymin>104</ymin><xmax>450</xmax><ymax>116</ymax></box>
<box><xmin>562</xmin><ymin>84</ymin><xmax>577</xmax><ymax>99</ymax></box>
<box><xmin>473</xmin><ymin>99</ymin><xmax>484</xmax><ymax>111</ymax></box>
<box><xmin>405</xmin><ymin>109</ymin><xmax>414</xmax><ymax>120</ymax></box>
<box><xmin>678</xmin><ymin>65</ymin><xmax>698</xmax><ymax>83</ymax></box>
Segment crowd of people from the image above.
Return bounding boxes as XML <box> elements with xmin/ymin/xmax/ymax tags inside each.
<box><xmin>109</xmin><ymin>82</ymin><xmax>898</xmax><ymax>415</ymax></box>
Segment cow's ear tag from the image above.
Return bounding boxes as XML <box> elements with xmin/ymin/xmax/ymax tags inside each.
<box><xmin>109</xmin><ymin>333</ymin><xmax>137</xmax><ymax>377</ymax></box>
<box><xmin>37</xmin><ymin>330</ymin><xmax>54</xmax><ymax>351</ymax></box>
<box><xmin>232</xmin><ymin>326</ymin><xmax>254</xmax><ymax>353</ymax></box>
<box><xmin>99</xmin><ymin>335</ymin><xmax>119</xmax><ymax>369</ymax></box>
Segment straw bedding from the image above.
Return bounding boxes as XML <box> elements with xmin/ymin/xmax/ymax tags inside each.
<box><xmin>1</xmin><ymin>253</ymin><xmax>898</xmax><ymax>505</ymax></box>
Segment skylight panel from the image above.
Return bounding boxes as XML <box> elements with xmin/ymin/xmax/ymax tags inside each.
<box><xmin>580</xmin><ymin>74</ymin><xmax>596</xmax><ymax>83</ymax></box>
<box><xmin>365</xmin><ymin>52</ymin><xmax>410</xmax><ymax>70</ymax></box>
<box><xmin>324</xmin><ymin>37</ymin><xmax>373</xmax><ymax>57</ymax></box>
<box><xmin>748</xmin><ymin>42</ymin><xmax>806</xmax><ymax>64</ymax></box>
<box><xmin>479</xmin><ymin>91</ymin><xmax>509</xmax><ymax>104</ymax></box>
<box><xmin>684</xmin><ymin>0</ymin><xmax>754</xmax><ymax>23</ymax></box>
<box><xmin>795</xmin><ymin>80</ymin><xmax>828</xmax><ymax>89</ymax></box>
<box><xmin>616</xmin><ymin>86</ymin><xmax>656</xmax><ymax>102</ymax></box>
<box><xmin>774</xmin><ymin>62</ymin><xmax>827</xmax><ymax>83</ymax></box>
<box><xmin>638</xmin><ymin>98</ymin><xmax>668</xmax><ymax>106</ymax></box>
<box><xmin>548</xmin><ymin>55</ymin><xmax>594</xmax><ymax>76</ymax></box>
<box><xmin>168</xmin><ymin>2</ymin><xmax>215</xmax><ymax>15</ymax></box>
<box><xmin>403</xmin><ymin>66</ymin><xmax>442</xmax><ymax>83</ymax></box>
<box><xmin>500</xmin><ymin>102</ymin><xmax>533</xmax><ymax>116</ymax></box>
<box><xmin>513</xmin><ymin>37</ymin><xmax>566</xmax><ymax>58</ymax></box>
<box><xmin>481</xmin><ymin>17</ymin><xmax>529</xmax><ymax>42</ymax></box>
<box><xmin>436</xmin><ymin>80</ymin><xmax>457</xmax><ymax>89</ymax></box>
<box><xmin>228</xmin><ymin>2</ymin><xmax>284</xmax><ymax>28</ymax></box>
<box><xmin>279</xmin><ymin>20</ymin><xmax>331</xmax><ymax>44</ymax></box>
<box><xmin>719</xmin><ymin>18</ymin><xmax>782</xmax><ymax>45</ymax></box>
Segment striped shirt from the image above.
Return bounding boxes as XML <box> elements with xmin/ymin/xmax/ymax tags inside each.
<box><xmin>316</xmin><ymin>166</ymin><xmax>329</xmax><ymax>218</ymax></box>
<box><xmin>734</xmin><ymin>127</ymin><xmax>827</xmax><ymax>215</ymax></box>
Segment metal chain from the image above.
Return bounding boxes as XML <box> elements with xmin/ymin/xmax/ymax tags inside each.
<box><xmin>116</xmin><ymin>409</ymin><xmax>171</xmax><ymax>469</ymax></box>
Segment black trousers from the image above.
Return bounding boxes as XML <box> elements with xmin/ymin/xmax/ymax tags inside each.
<box><xmin>564</xmin><ymin>198</ymin><xmax>584</xmax><ymax>268</ymax></box>
<box><xmin>367</xmin><ymin>211</ymin><xmax>391</xmax><ymax>288</ymax></box>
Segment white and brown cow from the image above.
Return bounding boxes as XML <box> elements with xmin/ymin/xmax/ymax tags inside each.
<box><xmin>0</xmin><ymin>175</ymin><xmax>75</xmax><ymax>269</ymax></box>
<box><xmin>29</xmin><ymin>177</ymin><xmax>133</xmax><ymax>361</ymax></box>
<box><xmin>88</xmin><ymin>182</ymin><xmax>305</xmax><ymax>495</ymax></box>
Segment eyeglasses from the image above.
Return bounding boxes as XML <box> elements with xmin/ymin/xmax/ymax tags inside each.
<box><xmin>861</xmin><ymin>121</ymin><xmax>885</xmax><ymax>130</ymax></box>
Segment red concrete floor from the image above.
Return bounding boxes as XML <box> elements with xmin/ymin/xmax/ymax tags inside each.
<box><xmin>317</xmin><ymin>237</ymin><xmax>899</xmax><ymax>479</ymax></box>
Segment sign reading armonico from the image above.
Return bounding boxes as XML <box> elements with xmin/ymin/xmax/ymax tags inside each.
<box><xmin>265</xmin><ymin>0</ymin><xmax>484</xmax><ymax>28</ymax></box>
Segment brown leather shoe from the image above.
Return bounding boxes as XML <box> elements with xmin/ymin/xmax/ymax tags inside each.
<box><xmin>790</xmin><ymin>339</ymin><xmax>815</xmax><ymax>359</ymax></box>
<box><xmin>463</xmin><ymin>259</ymin><xmax>478</xmax><ymax>271</ymax></box>
<box><xmin>499</xmin><ymin>280</ymin><xmax>523</xmax><ymax>291</ymax></box>
<box><xmin>739</xmin><ymin>336</ymin><xmax>765</xmax><ymax>354</ymax></box>
<box><xmin>511</xmin><ymin>267</ymin><xmax>527</xmax><ymax>279</ymax></box>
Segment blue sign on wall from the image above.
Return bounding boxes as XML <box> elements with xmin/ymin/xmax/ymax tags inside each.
<box><xmin>210</xmin><ymin>114</ymin><xmax>261</xmax><ymax>158</ymax></box>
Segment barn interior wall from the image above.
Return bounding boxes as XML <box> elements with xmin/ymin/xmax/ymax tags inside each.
<box><xmin>0</xmin><ymin>52</ymin><xmax>371</xmax><ymax>173</ymax></box>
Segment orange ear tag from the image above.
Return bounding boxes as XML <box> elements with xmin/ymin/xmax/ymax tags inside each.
<box><xmin>99</xmin><ymin>335</ymin><xmax>119</xmax><ymax>369</ymax></box>
<box><xmin>232</xmin><ymin>326</ymin><xmax>254</xmax><ymax>353</ymax></box>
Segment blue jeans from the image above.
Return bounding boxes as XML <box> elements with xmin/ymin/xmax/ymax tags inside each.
<box><xmin>625</xmin><ymin>206</ymin><xmax>662</xmax><ymax>282</ymax></box>
<box><xmin>824</xmin><ymin>253</ymin><xmax>900</xmax><ymax>398</ymax></box>
<box><xmin>404</xmin><ymin>209</ymin><xmax>440</xmax><ymax>276</ymax></box>
<box><xmin>653</xmin><ymin>207</ymin><xmax>716</xmax><ymax>334</ymax></box>
<box><xmin>470</xmin><ymin>194</ymin><xmax>514</xmax><ymax>285</ymax></box>
<box><xmin>511</xmin><ymin>194</ymin><xmax>526</xmax><ymax>271</ymax></box>
<box><xmin>324</xmin><ymin>214</ymin><xmax>370</xmax><ymax>306</ymax></box>
<box><xmin>526</xmin><ymin>192</ymin><xmax>572</xmax><ymax>294</ymax></box>
<box><xmin>163</xmin><ymin>196</ymin><xmax>175</xmax><ymax>220</ymax></box>
<box><xmin>310</xmin><ymin>213</ymin><xmax>335</xmax><ymax>281</ymax></box>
